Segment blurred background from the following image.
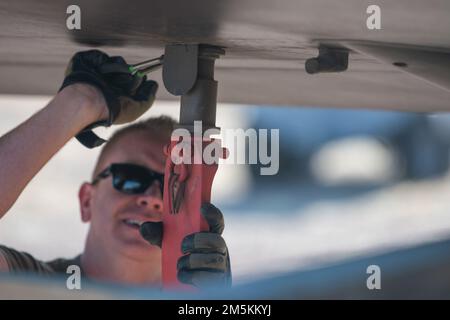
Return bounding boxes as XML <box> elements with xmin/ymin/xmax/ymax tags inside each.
<box><xmin>2</xmin><ymin>95</ymin><xmax>450</xmax><ymax>285</ymax></box>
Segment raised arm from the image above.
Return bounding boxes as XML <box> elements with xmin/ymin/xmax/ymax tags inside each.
<box><xmin>0</xmin><ymin>49</ymin><xmax>158</xmax><ymax>219</ymax></box>
<box><xmin>0</xmin><ymin>84</ymin><xmax>107</xmax><ymax>218</ymax></box>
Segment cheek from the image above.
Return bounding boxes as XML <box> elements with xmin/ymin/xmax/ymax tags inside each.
<box><xmin>91</xmin><ymin>188</ymin><xmax>126</xmax><ymax>224</ymax></box>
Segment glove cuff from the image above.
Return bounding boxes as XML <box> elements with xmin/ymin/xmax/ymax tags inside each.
<box><xmin>60</xmin><ymin>71</ymin><xmax>121</xmax><ymax>148</ymax></box>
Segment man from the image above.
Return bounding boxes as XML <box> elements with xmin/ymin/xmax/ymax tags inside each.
<box><xmin>0</xmin><ymin>50</ymin><xmax>231</xmax><ymax>288</ymax></box>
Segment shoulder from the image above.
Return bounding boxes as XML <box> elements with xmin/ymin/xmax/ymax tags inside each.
<box><xmin>0</xmin><ymin>248</ymin><xmax>8</xmax><ymax>272</ymax></box>
<box><xmin>46</xmin><ymin>255</ymin><xmax>82</xmax><ymax>274</ymax></box>
<box><xmin>0</xmin><ymin>245</ymin><xmax>53</xmax><ymax>274</ymax></box>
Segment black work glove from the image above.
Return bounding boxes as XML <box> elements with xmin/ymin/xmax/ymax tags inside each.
<box><xmin>140</xmin><ymin>203</ymin><xmax>232</xmax><ymax>288</ymax></box>
<box><xmin>60</xmin><ymin>50</ymin><xmax>158</xmax><ymax>148</ymax></box>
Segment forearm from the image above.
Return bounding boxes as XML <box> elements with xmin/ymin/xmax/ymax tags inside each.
<box><xmin>0</xmin><ymin>84</ymin><xmax>106</xmax><ymax>218</ymax></box>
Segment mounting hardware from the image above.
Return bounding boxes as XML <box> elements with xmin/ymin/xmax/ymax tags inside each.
<box><xmin>163</xmin><ymin>44</ymin><xmax>225</xmax><ymax>132</ymax></box>
<box><xmin>305</xmin><ymin>45</ymin><xmax>349</xmax><ymax>74</ymax></box>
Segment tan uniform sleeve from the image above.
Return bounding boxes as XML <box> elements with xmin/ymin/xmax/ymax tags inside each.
<box><xmin>0</xmin><ymin>245</ymin><xmax>53</xmax><ymax>274</ymax></box>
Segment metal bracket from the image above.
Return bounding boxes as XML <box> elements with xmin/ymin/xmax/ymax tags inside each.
<box><xmin>163</xmin><ymin>44</ymin><xmax>199</xmax><ymax>95</ymax></box>
<box><xmin>305</xmin><ymin>45</ymin><xmax>349</xmax><ymax>74</ymax></box>
<box><xmin>162</xmin><ymin>44</ymin><xmax>225</xmax><ymax>132</ymax></box>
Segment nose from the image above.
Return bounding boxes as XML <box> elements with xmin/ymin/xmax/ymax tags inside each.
<box><xmin>136</xmin><ymin>181</ymin><xmax>163</xmax><ymax>211</ymax></box>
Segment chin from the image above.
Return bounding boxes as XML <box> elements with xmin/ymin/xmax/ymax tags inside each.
<box><xmin>117</xmin><ymin>238</ymin><xmax>161</xmax><ymax>260</ymax></box>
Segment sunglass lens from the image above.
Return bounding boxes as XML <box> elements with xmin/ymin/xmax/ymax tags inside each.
<box><xmin>113</xmin><ymin>166</ymin><xmax>150</xmax><ymax>194</ymax></box>
<box><xmin>111</xmin><ymin>164</ymin><xmax>163</xmax><ymax>195</ymax></box>
<box><xmin>114</xmin><ymin>177</ymin><xmax>147</xmax><ymax>194</ymax></box>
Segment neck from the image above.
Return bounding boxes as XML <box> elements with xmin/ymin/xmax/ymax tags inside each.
<box><xmin>81</xmin><ymin>232</ymin><xmax>162</xmax><ymax>287</ymax></box>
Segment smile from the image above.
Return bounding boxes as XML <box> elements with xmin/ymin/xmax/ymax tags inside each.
<box><xmin>122</xmin><ymin>219</ymin><xmax>142</xmax><ymax>229</ymax></box>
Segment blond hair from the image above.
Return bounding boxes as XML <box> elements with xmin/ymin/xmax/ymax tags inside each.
<box><xmin>92</xmin><ymin>115</ymin><xmax>177</xmax><ymax>178</ymax></box>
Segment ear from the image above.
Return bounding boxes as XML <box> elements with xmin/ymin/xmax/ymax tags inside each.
<box><xmin>79</xmin><ymin>182</ymin><xmax>94</xmax><ymax>223</ymax></box>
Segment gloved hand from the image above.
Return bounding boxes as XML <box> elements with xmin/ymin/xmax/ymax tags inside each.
<box><xmin>140</xmin><ymin>203</ymin><xmax>232</xmax><ymax>288</ymax></box>
<box><xmin>60</xmin><ymin>50</ymin><xmax>158</xmax><ymax>148</ymax></box>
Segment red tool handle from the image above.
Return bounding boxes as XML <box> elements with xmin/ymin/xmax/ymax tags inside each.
<box><xmin>161</xmin><ymin>136</ymin><xmax>222</xmax><ymax>290</ymax></box>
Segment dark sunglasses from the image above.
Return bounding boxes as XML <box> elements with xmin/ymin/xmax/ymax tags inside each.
<box><xmin>92</xmin><ymin>163</ymin><xmax>164</xmax><ymax>196</ymax></box>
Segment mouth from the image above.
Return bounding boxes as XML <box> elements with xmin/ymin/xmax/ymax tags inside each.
<box><xmin>122</xmin><ymin>219</ymin><xmax>143</xmax><ymax>230</ymax></box>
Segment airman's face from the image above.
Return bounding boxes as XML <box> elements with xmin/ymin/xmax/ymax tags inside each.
<box><xmin>79</xmin><ymin>131</ymin><xmax>166</xmax><ymax>260</ymax></box>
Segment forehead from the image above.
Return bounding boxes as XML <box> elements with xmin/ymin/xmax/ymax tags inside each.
<box><xmin>102</xmin><ymin>131</ymin><xmax>167</xmax><ymax>173</ymax></box>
